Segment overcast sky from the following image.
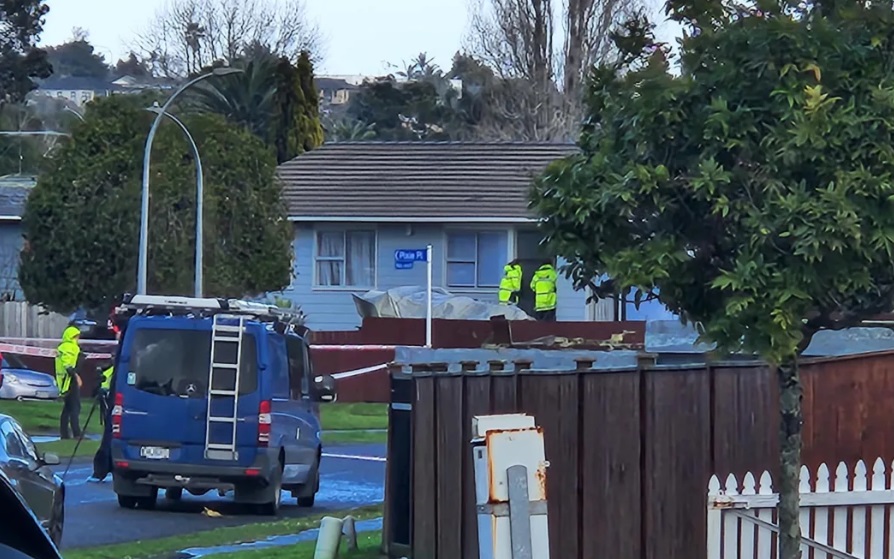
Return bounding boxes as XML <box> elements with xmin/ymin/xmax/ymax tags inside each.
<box><xmin>38</xmin><ymin>0</ymin><xmax>679</xmax><ymax>76</ymax></box>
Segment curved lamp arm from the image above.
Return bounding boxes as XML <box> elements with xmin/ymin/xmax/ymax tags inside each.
<box><xmin>145</xmin><ymin>107</ymin><xmax>204</xmax><ymax>297</ymax></box>
<box><xmin>137</xmin><ymin>67</ymin><xmax>243</xmax><ymax>295</ymax></box>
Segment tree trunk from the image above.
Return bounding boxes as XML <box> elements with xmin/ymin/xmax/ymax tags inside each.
<box><xmin>777</xmin><ymin>358</ymin><xmax>803</xmax><ymax>559</ymax></box>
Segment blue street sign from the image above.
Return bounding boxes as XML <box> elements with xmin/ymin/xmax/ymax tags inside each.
<box><xmin>395</xmin><ymin>261</ymin><xmax>414</xmax><ymax>270</ymax></box>
<box><xmin>394</xmin><ymin>249</ymin><xmax>427</xmax><ymax>263</ymax></box>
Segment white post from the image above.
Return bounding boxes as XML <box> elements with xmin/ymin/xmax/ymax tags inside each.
<box><xmin>472</xmin><ymin>414</ymin><xmax>550</xmax><ymax>559</ymax></box>
<box><xmin>425</xmin><ymin>244</ymin><xmax>433</xmax><ymax>348</ymax></box>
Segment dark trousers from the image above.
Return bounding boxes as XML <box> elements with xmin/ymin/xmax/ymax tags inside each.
<box><xmin>60</xmin><ymin>390</ymin><xmax>82</xmax><ymax>439</ymax></box>
<box><xmin>535</xmin><ymin>309</ymin><xmax>557</xmax><ymax>321</ymax></box>
<box><xmin>92</xmin><ymin>395</ymin><xmax>113</xmax><ymax>479</ymax></box>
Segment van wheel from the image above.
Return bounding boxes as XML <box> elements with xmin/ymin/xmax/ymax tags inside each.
<box><xmin>118</xmin><ymin>489</ymin><xmax>157</xmax><ymax>510</ymax></box>
<box><xmin>258</xmin><ymin>465</ymin><xmax>283</xmax><ymax>516</ymax></box>
<box><xmin>296</xmin><ymin>457</ymin><xmax>320</xmax><ymax>508</ymax></box>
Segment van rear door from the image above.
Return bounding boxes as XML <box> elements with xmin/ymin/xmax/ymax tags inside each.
<box><xmin>116</xmin><ymin>318</ymin><xmax>260</xmax><ymax>466</ymax></box>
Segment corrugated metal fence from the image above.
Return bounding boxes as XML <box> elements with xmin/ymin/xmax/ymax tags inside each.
<box><xmin>383</xmin><ymin>350</ymin><xmax>894</xmax><ymax>559</ymax></box>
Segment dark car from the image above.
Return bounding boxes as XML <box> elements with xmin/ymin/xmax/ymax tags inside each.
<box><xmin>0</xmin><ymin>414</ymin><xmax>65</xmax><ymax>546</ymax></box>
<box><xmin>0</xmin><ymin>466</ymin><xmax>62</xmax><ymax>559</ymax></box>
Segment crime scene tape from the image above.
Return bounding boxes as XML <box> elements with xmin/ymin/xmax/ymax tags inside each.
<box><xmin>0</xmin><ymin>343</ymin><xmax>112</xmax><ymax>360</ymax></box>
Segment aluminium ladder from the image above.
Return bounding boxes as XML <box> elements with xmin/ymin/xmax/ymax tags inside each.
<box><xmin>204</xmin><ymin>313</ymin><xmax>245</xmax><ymax>461</ymax></box>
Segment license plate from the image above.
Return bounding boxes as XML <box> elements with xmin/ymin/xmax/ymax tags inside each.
<box><xmin>140</xmin><ymin>446</ymin><xmax>170</xmax><ymax>460</ymax></box>
<box><xmin>35</xmin><ymin>391</ymin><xmax>48</xmax><ymax>399</ymax></box>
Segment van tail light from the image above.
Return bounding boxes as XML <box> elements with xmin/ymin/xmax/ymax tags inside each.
<box><xmin>258</xmin><ymin>400</ymin><xmax>271</xmax><ymax>447</ymax></box>
<box><xmin>112</xmin><ymin>392</ymin><xmax>123</xmax><ymax>438</ymax></box>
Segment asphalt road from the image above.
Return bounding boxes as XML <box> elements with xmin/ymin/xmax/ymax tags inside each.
<box><xmin>53</xmin><ymin>443</ymin><xmax>387</xmax><ymax>550</ymax></box>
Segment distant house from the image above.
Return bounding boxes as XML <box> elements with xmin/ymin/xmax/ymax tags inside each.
<box><xmin>274</xmin><ymin>141</ymin><xmax>627</xmax><ymax>331</ymax></box>
<box><xmin>317</xmin><ymin>77</ymin><xmax>358</xmax><ymax>107</ymax></box>
<box><xmin>34</xmin><ymin>76</ymin><xmax>119</xmax><ymax>106</ymax></box>
<box><xmin>0</xmin><ymin>176</ymin><xmax>34</xmax><ymax>301</ymax></box>
<box><xmin>32</xmin><ymin>75</ymin><xmax>177</xmax><ymax>107</ymax></box>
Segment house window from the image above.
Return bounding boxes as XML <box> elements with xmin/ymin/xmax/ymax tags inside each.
<box><xmin>315</xmin><ymin>230</ymin><xmax>376</xmax><ymax>288</ymax></box>
<box><xmin>446</xmin><ymin>231</ymin><xmax>507</xmax><ymax>288</ymax></box>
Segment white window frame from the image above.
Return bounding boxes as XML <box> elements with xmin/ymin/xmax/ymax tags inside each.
<box><xmin>312</xmin><ymin>226</ymin><xmax>378</xmax><ymax>290</ymax></box>
<box><xmin>443</xmin><ymin>228</ymin><xmax>510</xmax><ymax>290</ymax></box>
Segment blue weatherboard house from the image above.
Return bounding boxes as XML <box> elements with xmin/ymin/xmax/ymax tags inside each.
<box><xmin>0</xmin><ymin>176</ymin><xmax>35</xmax><ymax>302</ymax></box>
<box><xmin>273</xmin><ymin>141</ymin><xmax>675</xmax><ymax>331</ymax></box>
<box><xmin>0</xmin><ymin>147</ymin><xmax>675</xmax><ymax>330</ymax></box>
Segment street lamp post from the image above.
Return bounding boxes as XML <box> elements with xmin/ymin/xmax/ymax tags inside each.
<box><xmin>136</xmin><ymin>67</ymin><xmax>243</xmax><ymax>296</ymax></box>
<box><xmin>145</xmin><ymin>106</ymin><xmax>204</xmax><ymax>297</ymax></box>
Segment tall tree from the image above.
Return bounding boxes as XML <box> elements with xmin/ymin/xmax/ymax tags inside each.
<box><xmin>45</xmin><ymin>29</ymin><xmax>110</xmax><ymax>78</ymax></box>
<box><xmin>531</xmin><ymin>2</ymin><xmax>894</xmax><ymax>557</ymax></box>
<box><xmin>188</xmin><ymin>52</ymin><xmax>323</xmax><ymax>163</ymax></box>
<box><xmin>346</xmin><ymin>75</ymin><xmax>462</xmax><ymax>141</ymax></box>
<box><xmin>293</xmin><ymin>51</ymin><xmax>323</xmax><ymax>153</ymax></box>
<box><xmin>188</xmin><ymin>56</ymin><xmax>278</xmax><ymax>139</ymax></box>
<box><xmin>0</xmin><ymin>0</ymin><xmax>51</xmax><ymax>106</ymax></box>
<box><xmin>19</xmin><ymin>94</ymin><xmax>292</xmax><ymax>313</ymax></box>
<box><xmin>466</xmin><ymin>0</ymin><xmax>644</xmax><ymax>139</ymax></box>
<box><xmin>113</xmin><ymin>52</ymin><xmax>152</xmax><ymax>78</ymax></box>
<box><xmin>133</xmin><ymin>0</ymin><xmax>322</xmax><ymax>77</ymax></box>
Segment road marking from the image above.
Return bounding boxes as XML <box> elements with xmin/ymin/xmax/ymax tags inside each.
<box><xmin>322</xmin><ymin>453</ymin><xmax>386</xmax><ymax>463</ymax></box>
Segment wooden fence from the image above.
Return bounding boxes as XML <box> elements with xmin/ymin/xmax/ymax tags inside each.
<box><xmin>709</xmin><ymin>459</ymin><xmax>894</xmax><ymax>558</ymax></box>
<box><xmin>0</xmin><ymin>302</ymin><xmax>68</xmax><ymax>338</ymax></box>
<box><xmin>383</xmin><ymin>350</ymin><xmax>894</xmax><ymax>559</ymax></box>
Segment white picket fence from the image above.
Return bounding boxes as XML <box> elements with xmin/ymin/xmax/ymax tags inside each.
<box><xmin>707</xmin><ymin>458</ymin><xmax>894</xmax><ymax>559</ymax></box>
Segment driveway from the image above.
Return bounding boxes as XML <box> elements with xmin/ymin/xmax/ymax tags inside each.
<box><xmin>54</xmin><ymin>443</ymin><xmax>386</xmax><ymax>549</ymax></box>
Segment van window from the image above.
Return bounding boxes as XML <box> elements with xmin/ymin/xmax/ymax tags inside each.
<box><xmin>267</xmin><ymin>335</ymin><xmax>289</xmax><ymax>399</ymax></box>
<box><xmin>285</xmin><ymin>336</ymin><xmax>308</xmax><ymax>399</ymax></box>
<box><xmin>129</xmin><ymin>328</ymin><xmax>258</xmax><ymax>397</ymax></box>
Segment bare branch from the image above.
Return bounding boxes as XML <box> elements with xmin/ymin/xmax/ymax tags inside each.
<box><xmin>465</xmin><ymin>0</ymin><xmax>645</xmax><ymax>139</ymax></box>
<box><xmin>130</xmin><ymin>0</ymin><xmax>323</xmax><ymax>78</ymax></box>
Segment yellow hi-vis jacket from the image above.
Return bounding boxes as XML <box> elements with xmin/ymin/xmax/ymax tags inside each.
<box><xmin>530</xmin><ymin>264</ymin><xmax>558</xmax><ymax>312</ymax></box>
<box><xmin>54</xmin><ymin>326</ymin><xmax>81</xmax><ymax>395</ymax></box>
<box><xmin>101</xmin><ymin>366</ymin><xmax>113</xmax><ymax>390</ymax></box>
<box><xmin>498</xmin><ymin>263</ymin><xmax>522</xmax><ymax>304</ymax></box>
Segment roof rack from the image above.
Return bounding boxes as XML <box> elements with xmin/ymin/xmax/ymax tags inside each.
<box><xmin>115</xmin><ymin>294</ymin><xmax>306</xmax><ymax>327</ymax></box>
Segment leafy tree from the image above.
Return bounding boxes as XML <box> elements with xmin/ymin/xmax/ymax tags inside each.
<box><xmin>0</xmin><ymin>0</ymin><xmax>51</xmax><ymax>106</ymax></box>
<box><xmin>0</xmin><ymin>104</ymin><xmax>45</xmax><ymax>174</ymax></box>
<box><xmin>45</xmin><ymin>30</ymin><xmax>110</xmax><ymax>78</ymax></box>
<box><xmin>530</xmin><ymin>1</ymin><xmax>894</xmax><ymax>557</ymax></box>
<box><xmin>346</xmin><ymin>77</ymin><xmax>458</xmax><ymax>140</ymax></box>
<box><xmin>323</xmin><ymin>116</ymin><xmax>376</xmax><ymax>142</ymax></box>
<box><xmin>189</xmin><ymin>56</ymin><xmax>277</xmax><ymax>139</ymax></box>
<box><xmin>19</xmin><ymin>94</ymin><xmax>292</xmax><ymax>314</ymax></box>
<box><xmin>294</xmin><ymin>51</ymin><xmax>323</xmax><ymax>152</ymax></box>
<box><xmin>189</xmin><ymin>52</ymin><xmax>322</xmax><ymax>163</ymax></box>
<box><xmin>113</xmin><ymin>52</ymin><xmax>152</xmax><ymax>78</ymax></box>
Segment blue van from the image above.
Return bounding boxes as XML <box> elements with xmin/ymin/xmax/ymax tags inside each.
<box><xmin>108</xmin><ymin>295</ymin><xmax>337</xmax><ymax>514</ymax></box>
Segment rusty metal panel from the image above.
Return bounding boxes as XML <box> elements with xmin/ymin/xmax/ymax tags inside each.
<box><xmin>473</xmin><ymin>417</ymin><xmax>550</xmax><ymax>559</ymax></box>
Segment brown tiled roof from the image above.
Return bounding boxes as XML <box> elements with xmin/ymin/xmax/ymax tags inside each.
<box><xmin>276</xmin><ymin>141</ymin><xmax>578</xmax><ymax>220</ymax></box>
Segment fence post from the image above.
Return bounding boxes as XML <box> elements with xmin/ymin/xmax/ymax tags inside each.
<box><xmin>471</xmin><ymin>414</ymin><xmax>550</xmax><ymax>559</ymax></box>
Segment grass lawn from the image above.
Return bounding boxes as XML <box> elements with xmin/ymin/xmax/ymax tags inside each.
<box><xmin>0</xmin><ymin>400</ymin><xmax>388</xmax><ymax>455</ymax></box>
<box><xmin>63</xmin><ymin>505</ymin><xmax>383</xmax><ymax>559</ymax></box>
<box><xmin>320</xmin><ymin>403</ymin><xmax>388</xmax><ymax>431</ymax></box>
<box><xmin>214</xmin><ymin>531</ymin><xmax>383</xmax><ymax>559</ymax></box>
<box><xmin>0</xmin><ymin>399</ymin><xmax>101</xmax><ymax>435</ymax></box>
